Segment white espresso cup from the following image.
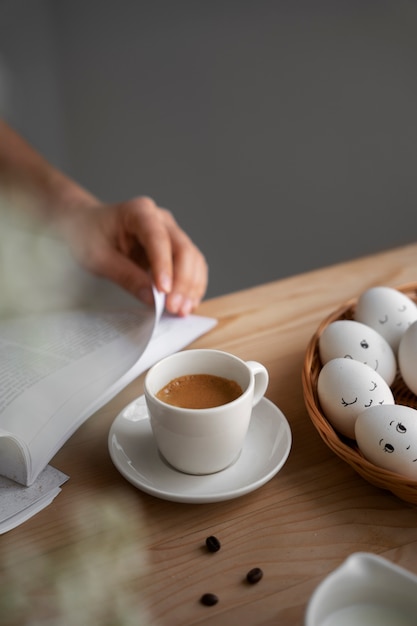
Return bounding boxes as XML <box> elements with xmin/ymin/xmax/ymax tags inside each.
<box><xmin>144</xmin><ymin>349</ymin><xmax>269</xmax><ymax>475</ymax></box>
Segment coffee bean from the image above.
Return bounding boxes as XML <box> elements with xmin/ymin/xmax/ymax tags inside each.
<box><xmin>200</xmin><ymin>593</ymin><xmax>219</xmax><ymax>606</ymax></box>
<box><xmin>246</xmin><ymin>567</ymin><xmax>263</xmax><ymax>584</ymax></box>
<box><xmin>205</xmin><ymin>535</ymin><xmax>221</xmax><ymax>552</ymax></box>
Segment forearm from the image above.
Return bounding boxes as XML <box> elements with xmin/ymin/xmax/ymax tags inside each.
<box><xmin>0</xmin><ymin>120</ymin><xmax>99</xmax><ymax>231</ymax></box>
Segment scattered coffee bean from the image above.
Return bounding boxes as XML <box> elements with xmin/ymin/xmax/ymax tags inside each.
<box><xmin>246</xmin><ymin>567</ymin><xmax>263</xmax><ymax>584</ymax></box>
<box><xmin>205</xmin><ymin>535</ymin><xmax>221</xmax><ymax>553</ymax></box>
<box><xmin>200</xmin><ymin>593</ymin><xmax>219</xmax><ymax>606</ymax></box>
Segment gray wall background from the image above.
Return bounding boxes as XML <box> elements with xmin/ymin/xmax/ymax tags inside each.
<box><xmin>1</xmin><ymin>0</ymin><xmax>417</xmax><ymax>299</ymax></box>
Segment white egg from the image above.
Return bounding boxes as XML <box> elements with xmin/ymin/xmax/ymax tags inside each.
<box><xmin>355</xmin><ymin>404</ymin><xmax>417</xmax><ymax>479</ymax></box>
<box><xmin>319</xmin><ymin>319</ymin><xmax>397</xmax><ymax>385</ymax></box>
<box><xmin>317</xmin><ymin>358</ymin><xmax>394</xmax><ymax>439</ymax></box>
<box><xmin>354</xmin><ymin>286</ymin><xmax>417</xmax><ymax>353</ymax></box>
<box><xmin>398</xmin><ymin>320</ymin><xmax>417</xmax><ymax>396</ymax></box>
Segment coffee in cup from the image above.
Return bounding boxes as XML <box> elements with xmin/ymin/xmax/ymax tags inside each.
<box><xmin>155</xmin><ymin>373</ymin><xmax>243</xmax><ymax>409</ymax></box>
<box><xmin>144</xmin><ymin>349</ymin><xmax>269</xmax><ymax>475</ymax></box>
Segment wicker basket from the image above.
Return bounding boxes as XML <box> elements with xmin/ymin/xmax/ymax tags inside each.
<box><xmin>302</xmin><ymin>282</ymin><xmax>417</xmax><ymax>505</ymax></box>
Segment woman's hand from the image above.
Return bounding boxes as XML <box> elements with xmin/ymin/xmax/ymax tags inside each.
<box><xmin>63</xmin><ymin>195</ymin><xmax>208</xmax><ymax>316</ymax></box>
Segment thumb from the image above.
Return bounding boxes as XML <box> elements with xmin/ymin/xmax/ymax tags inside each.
<box><xmin>94</xmin><ymin>247</ymin><xmax>155</xmax><ymax>304</ymax></box>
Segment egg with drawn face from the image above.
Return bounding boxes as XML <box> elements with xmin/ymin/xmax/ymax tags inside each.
<box><xmin>398</xmin><ymin>321</ymin><xmax>417</xmax><ymax>396</ymax></box>
<box><xmin>319</xmin><ymin>319</ymin><xmax>397</xmax><ymax>385</ymax></box>
<box><xmin>317</xmin><ymin>358</ymin><xmax>394</xmax><ymax>439</ymax></box>
<box><xmin>355</xmin><ymin>404</ymin><xmax>417</xmax><ymax>479</ymax></box>
<box><xmin>354</xmin><ymin>286</ymin><xmax>417</xmax><ymax>353</ymax></box>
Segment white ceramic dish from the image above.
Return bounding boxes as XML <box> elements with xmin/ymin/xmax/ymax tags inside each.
<box><xmin>305</xmin><ymin>552</ymin><xmax>417</xmax><ymax>626</ymax></box>
<box><xmin>108</xmin><ymin>395</ymin><xmax>292</xmax><ymax>503</ymax></box>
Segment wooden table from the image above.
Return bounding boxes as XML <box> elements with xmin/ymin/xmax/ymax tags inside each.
<box><xmin>2</xmin><ymin>243</ymin><xmax>417</xmax><ymax>625</ymax></box>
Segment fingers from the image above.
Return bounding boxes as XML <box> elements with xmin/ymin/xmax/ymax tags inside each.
<box><xmin>68</xmin><ymin>212</ymin><xmax>156</xmax><ymax>302</ymax></box>
<box><xmin>160</xmin><ymin>209</ymin><xmax>208</xmax><ymax>316</ymax></box>
<box><xmin>123</xmin><ymin>198</ymin><xmax>208</xmax><ymax>315</ymax></box>
<box><xmin>122</xmin><ymin>197</ymin><xmax>174</xmax><ymax>296</ymax></box>
<box><xmin>66</xmin><ymin>196</ymin><xmax>208</xmax><ymax>315</ymax></box>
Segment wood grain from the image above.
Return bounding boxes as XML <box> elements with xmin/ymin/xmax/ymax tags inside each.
<box><xmin>2</xmin><ymin>242</ymin><xmax>417</xmax><ymax>625</ymax></box>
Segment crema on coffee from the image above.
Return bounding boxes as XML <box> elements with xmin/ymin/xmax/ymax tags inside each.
<box><xmin>156</xmin><ymin>374</ymin><xmax>243</xmax><ymax>409</ymax></box>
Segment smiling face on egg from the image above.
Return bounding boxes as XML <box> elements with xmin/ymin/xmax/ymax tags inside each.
<box><xmin>317</xmin><ymin>358</ymin><xmax>394</xmax><ymax>439</ymax></box>
<box><xmin>355</xmin><ymin>404</ymin><xmax>417</xmax><ymax>479</ymax></box>
<box><xmin>318</xmin><ymin>319</ymin><xmax>397</xmax><ymax>385</ymax></box>
<box><xmin>355</xmin><ymin>286</ymin><xmax>417</xmax><ymax>353</ymax></box>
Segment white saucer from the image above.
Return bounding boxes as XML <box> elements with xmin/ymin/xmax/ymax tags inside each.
<box><xmin>108</xmin><ymin>395</ymin><xmax>292</xmax><ymax>503</ymax></box>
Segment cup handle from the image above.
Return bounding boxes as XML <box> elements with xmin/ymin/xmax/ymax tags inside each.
<box><xmin>246</xmin><ymin>361</ymin><xmax>269</xmax><ymax>406</ymax></box>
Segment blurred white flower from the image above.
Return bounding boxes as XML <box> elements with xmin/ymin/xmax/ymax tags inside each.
<box><xmin>1</xmin><ymin>489</ymin><xmax>155</xmax><ymax>625</ymax></box>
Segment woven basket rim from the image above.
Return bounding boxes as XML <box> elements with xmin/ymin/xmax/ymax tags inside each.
<box><xmin>302</xmin><ymin>282</ymin><xmax>417</xmax><ymax>504</ymax></box>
